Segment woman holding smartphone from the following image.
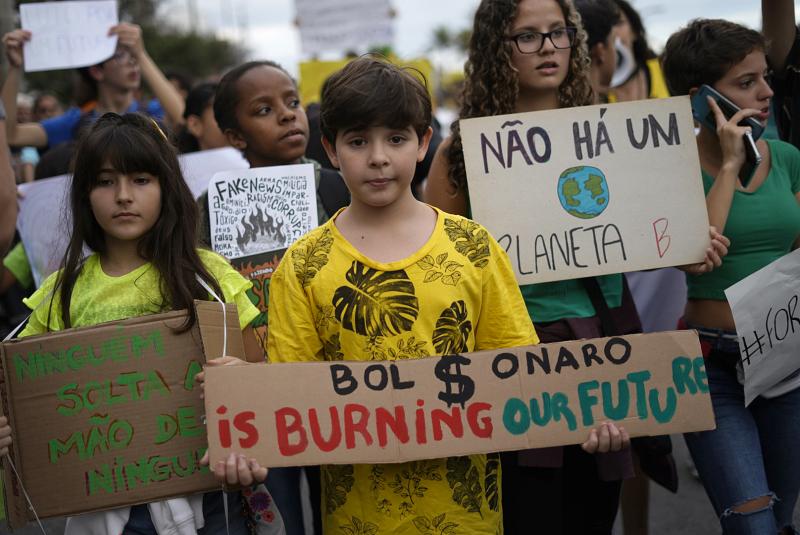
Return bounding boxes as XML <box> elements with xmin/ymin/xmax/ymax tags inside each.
<box><xmin>662</xmin><ymin>19</ymin><xmax>800</xmax><ymax>535</ymax></box>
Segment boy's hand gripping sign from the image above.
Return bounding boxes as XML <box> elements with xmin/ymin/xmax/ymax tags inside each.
<box><xmin>459</xmin><ymin>97</ymin><xmax>710</xmax><ymax>284</ymax></box>
<box><xmin>204</xmin><ymin>331</ymin><xmax>714</xmax><ymax>467</ymax></box>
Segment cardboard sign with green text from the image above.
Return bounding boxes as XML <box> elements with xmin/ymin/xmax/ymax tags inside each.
<box><xmin>0</xmin><ymin>301</ymin><xmax>244</xmax><ymax>528</ymax></box>
<box><xmin>204</xmin><ymin>330</ymin><xmax>714</xmax><ymax>467</ymax></box>
<box><xmin>460</xmin><ymin>97</ymin><xmax>710</xmax><ymax>284</ymax></box>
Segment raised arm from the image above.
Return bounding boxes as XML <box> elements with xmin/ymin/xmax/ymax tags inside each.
<box><xmin>1</xmin><ymin>30</ymin><xmax>48</xmax><ymax>148</ymax></box>
<box><xmin>110</xmin><ymin>23</ymin><xmax>185</xmax><ymax>127</ymax></box>
<box><xmin>763</xmin><ymin>0</ymin><xmax>797</xmax><ymax>73</ymax></box>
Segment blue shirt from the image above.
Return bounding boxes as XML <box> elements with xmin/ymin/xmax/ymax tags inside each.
<box><xmin>40</xmin><ymin>100</ymin><xmax>165</xmax><ymax>147</ymax></box>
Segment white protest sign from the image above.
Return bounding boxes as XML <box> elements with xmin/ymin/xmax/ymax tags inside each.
<box><xmin>180</xmin><ymin>147</ymin><xmax>248</xmax><ymax>199</ymax></box>
<box><xmin>208</xmin><ymin>164</ymin><xmax>318</xmax><ymax>261</ymax></box>
<box><xmin>725</xmin><ymin>249</ymin><xmax>800</xmax><ymax>406</ymax></box>
<box><xmin>295</xmin><ymin>0</ymin><xmax>393</xmax><ymax>56</ymax></box>
<box><xmin>460</xmin><ymin>96</ymin><xmax>710</xmax><ymax>284</ymax></box>
<box><xmin>20</xmin><ymin>1</ymin><xmax>118</xmax><ymax>73</ymax></box>
<box><xmin>17</xmin><ymin>150</ymin><xmax>246</xmax><ymax>287</ymax></box>
<box><xmin>17</xmin><ymin>175</ymin><xmax>71</xmax><ymax>288</ymax></box>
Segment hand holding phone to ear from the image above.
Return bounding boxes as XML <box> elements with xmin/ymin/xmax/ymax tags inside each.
<box><xmin>706</xmin><ymin>96</ymin><xmax>760</xmax><ymax>174</ymax></box>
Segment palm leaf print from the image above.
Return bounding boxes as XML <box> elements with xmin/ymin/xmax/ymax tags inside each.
<box><xmin>324</xmin><ymin>464</ymin><xmax>355</xmax><ymax>514</ymax></box>
<box><xmin>333</xmin><ymin>261</ymin><xmax>419</xmax><ymax>337</ymax></box>
<box><xmin>291</xmin><ymin>228</ymin><xmax>334</xmax><ymax>287</ymax></box>
<box><xmin>432</xmin><ymin>301</ymin><xmax>473</xmax><ymax>354</ymax></box>
<box><xmin>323</xmin><ymin>334</ymin><xmax>344</xmax><ymax>361</ymax></box>
<box><xmin>339</xmin><ymin>516</ymin><xmax>379</xmax><ymax>535</ymax></box>
<box><xmin>417</xmin><ymin>252</ymin><xmax>464</xmax><ymax>286</ymax></box>
<box><xmin>484</xmin><ymin>453</ymin><xmax>500</xmax><ymax>512</ymax></box>
<box><xmin>446</xmin><ymin>456</ymin><xmax>484</xmax><ymax>517</ymax></box>
<box><xmin>413</xmin><ymin>513</ymin><xmax>460</xmax><ymax>535</ymax></box>
<box><xmin>443</xmin><ymin>218</ymin><xmax>490</xmax><ymax>268</ymax></box>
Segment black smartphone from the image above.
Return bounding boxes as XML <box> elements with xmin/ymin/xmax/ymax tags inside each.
<box><xmin>691</xmin><ymin>84</ymin><xmax>763</xmax><ymax>187</ymax></box>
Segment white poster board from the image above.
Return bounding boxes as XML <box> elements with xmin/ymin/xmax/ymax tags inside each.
<box><xmin>294</xmin><ymin>0</ymin><xmax>394</xmax><ymax>56</ymax></box>
<box><xmin>180</xmin><ymin>147</ymin><xmax>248</xmax><ymax>199</ymax></box>
<box><xmin>207</xmin><ymin>164</ymin><xmax>318</xmax><ymax>261</ymax></box>
<box><xmin>725</xmin><ymin>249</ymin><xmax>800</xmax><ymax>405</ymax></box>
<box><xmin>460</xmin><ymin>96</ymin><xmax>710</xmax><ymax>284</ymax></box>
<box><xmin>20</xmin><ymin>1</ymin><xmax>118</xmax><ymax>72</ymax></box>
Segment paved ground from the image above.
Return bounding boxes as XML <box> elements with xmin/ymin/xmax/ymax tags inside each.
<box><xmin>2</xmin><ymin>436</ymin><xmax>799</xmax><ymax>534</ymax></box>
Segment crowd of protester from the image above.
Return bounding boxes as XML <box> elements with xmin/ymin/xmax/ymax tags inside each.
<box><xmin>0</xmin><ymin>0</ymin><xmax>797</xmax><ymax>533</ymax></box>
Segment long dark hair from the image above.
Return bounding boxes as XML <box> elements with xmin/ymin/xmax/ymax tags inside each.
<box><xmin>447</xmin><ymin>0</ymin><xmax>593</xmax><ymax>193</ymax></box>
<box><xmin>52</xmin><ymin>112</ymin><xmax>223</xmax><ymax>331</ymax></box>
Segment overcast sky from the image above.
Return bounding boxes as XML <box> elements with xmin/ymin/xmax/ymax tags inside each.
<box><xmin>175</xmin><ymin>0</ymin><xmax>796</xmax><ymax>76</ymax></box>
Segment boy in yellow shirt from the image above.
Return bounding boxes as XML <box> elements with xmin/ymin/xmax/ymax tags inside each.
<box><xmin>211</xmin><ymin>56</ymin><xmax>629</xmax><ymax>533</ymax></box>
<box><xmin>265</xmin><ymin>57</ymin><xmax>536</xmax><ymax>534</ymax></box>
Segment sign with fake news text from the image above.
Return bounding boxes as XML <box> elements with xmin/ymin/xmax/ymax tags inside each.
<box><xmin>460</xmin><ymin>96</ymin><xmax>710</xmax><ymax>284</ymax></box>
<box><xmin>204</xmin><ymin>331</ymin><xmax>714</xmax><ymax>467</ymax></box>
<box><xmin>208</xmin><ymin>164</ymin><xmax>318</xmax><ymax>352</ymax></box>
<box><xmin>725</xmin><ymin>249</ymin><xmax>800</xmax><ymax>405</ymax></box>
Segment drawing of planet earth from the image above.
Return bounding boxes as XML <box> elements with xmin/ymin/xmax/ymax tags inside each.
<box><xmin>556</xmin><ymin>165</ymin><xmax>610</xmax><ymax>219</ymax></box>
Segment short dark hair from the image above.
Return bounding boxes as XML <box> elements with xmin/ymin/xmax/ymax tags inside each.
<box><xmin>213</xmin><ymin>60</ymin><xmax>294</xmax><ymax>133</ymax></box>
<box><xmin>662</xmin><ymin>19</ymin><xmax>766</xmax><ymax>96</ymax></box>
<box><xmin>319</xmin><ymin>56</ymin><xmax>431</xmax><ymax>145</ymax></box>
<box><xmin>574</xmin><ymin>0</ymin><xmax>620</xmax><ymax>48</ymax></box>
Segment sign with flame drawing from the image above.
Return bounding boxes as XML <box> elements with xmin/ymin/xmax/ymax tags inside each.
<box><xmin>208</xmin><ymin>164</ymin><xmax>318</xmax><ymax>351</ymax></box>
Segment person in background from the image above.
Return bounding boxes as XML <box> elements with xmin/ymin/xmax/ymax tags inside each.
<box><xmin>608</xmin><ymin>0</ymin><xmax>670</xmax><ymax>102</ymax></box>
<box><xmin>1</xmin><ymin>23</ymin><xmax>185</xmax><ymax>150</ymax></box>
<box><xmin>763</xmin><ymin>0</ymin><xmax>800</xmax><ymax>148</ymax></box>
<box><xmin>663</xmin><ymin>18</ymin><xmax>800</xmax><ymax>534</ymax></box>
<box><xmin>177</xmin><ymin>82</ymin><xmax>228</xmax><ymax>154</ymax></box>
<box><xmin>574</xmin><ymin>0</ymin><xmax>620</xmax><ymax>98</ymax></box>
<box><xmin>0</xmin><ymin>101</ymin><xmax>19</xmax><ymax>256</ymax></box>
<box><xmin>32</xmin><ymin>92</ymin><xmax>63</xmax><ymax>121</ymax></box>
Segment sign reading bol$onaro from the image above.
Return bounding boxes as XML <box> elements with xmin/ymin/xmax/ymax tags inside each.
<box><xmin>204</xmin><ymin>330</ymin><xmax>714</xmax><ymax>466</ymax></box>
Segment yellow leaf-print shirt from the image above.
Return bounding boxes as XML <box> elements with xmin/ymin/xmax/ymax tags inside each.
<box><xmin>268</xmin><ymin>206</ymin><xmax>538</xmax><ymax>534</ymax></box>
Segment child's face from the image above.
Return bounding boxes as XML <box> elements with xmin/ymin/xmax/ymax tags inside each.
<box><xmin>93</xmin><ymin>47</ymin><xmax>141</xmax><ymax>92</ymax></box>
<box><xmin>712</xmin><ymin>50</ymin><xmax>773</xmax><ymax>126</ymax></box>
<box><xmin>227</xmin><ymin>66</ymin><xmax>309</xmax><ymax>167</ymax></box>
<box><xmin>89</xmin><ymin>164</ymin><xmax>161</xmax><ymax>246</ymax></box>
<box><xmin>509</xmin><ymin>0</ymin><xmax>571</xmax><ymax>96</ymax></box>
<box><xmin>323</xmin><ymin>125</ymin><xmax>432</xmax><ymax>209</ymax></box>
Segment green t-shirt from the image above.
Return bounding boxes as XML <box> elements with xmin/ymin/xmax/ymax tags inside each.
<box><xmin>688</xmin><ymin>139</ymin><xmax>800</xmax><ymax>300</ymax></box>
<box><xmin>3</xmin><ymin>242</ymin><xmax>33</xmax><ymax>290</ymax></box>
<box><xmin>21</xmin><ymin>249</ymin><xmax>259</xmax><ymax>335</ymax></box>
<box><xmin>520</xmin><ymin>275</ymin><xmax>623</xmax><ymax>323</ymax></box>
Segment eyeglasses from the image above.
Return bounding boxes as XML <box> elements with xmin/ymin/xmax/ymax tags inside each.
<box><xmin>507</xmin><ymin>27</ymin><xmax>577</xmax><ymax>54</ymax></box>
<box><xmin>108</xmin><ymin>48</ymin><xmax>137</xmax><ymax>64</ymax></box>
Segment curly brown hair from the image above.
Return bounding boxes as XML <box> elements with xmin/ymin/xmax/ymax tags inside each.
<box><xmin>446</xmin><ymin>0</ymin><xmax>593</xmax><ymax>194</ymax></box>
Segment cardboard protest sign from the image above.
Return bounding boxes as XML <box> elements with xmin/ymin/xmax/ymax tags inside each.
<box><xmin>204</xmin><ymin>330</ymin><xmax>713</xmax><ymax>467</ymax></box>
<box><xmin>725</xmin><ymin>249</ymin><xmax>800</xmax><ymax>405</ymax></box>
<box><xmin>20</xmin><ymin>1</ymin><xmax>118</xmax><ymax>72</ymax></box>
<box><xmin>208</xmin><ymin>164</ymin><xmax>318</xmax><ymax>350</ymax></box>
<box><xmin>295</xmin><ymin>0</ymin><xmax>393</xmax><ymax>56</ymax></box>
<box><xmin>460</xmin><ymin>97</ymin><xmax>710</xmax><ymax>284</ymax></box>
<box><xmin>0</xmin><ymin>301</ymin><xmax>244</xmax><ymax>527</ymax></box>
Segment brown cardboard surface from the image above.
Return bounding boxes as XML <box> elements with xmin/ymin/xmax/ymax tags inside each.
<box><xmin>0</xmin><ymin>301</ymin><xmax>244</xmax><ymax>527</ymax></box>
<box><xmin>205</xmin><ymin>330</ymin><xmax>714</xmax><ymax>467</ymax></box>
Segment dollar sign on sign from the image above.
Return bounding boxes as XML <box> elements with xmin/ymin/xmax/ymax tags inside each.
<box><xmin>434</xmin><ymin>354</ymin><xmax>475</xmax><ymax>408</ymax></box>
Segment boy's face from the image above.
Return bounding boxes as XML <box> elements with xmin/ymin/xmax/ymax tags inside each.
<box><xmin>226</xmin><ymin>66</ymin><xmax>309</xmax><ymax>167</ymax></box>
<box><xmin>323</xmin><ymin>125</ymin><xmax>432</xmax><ymax>209</ymax></box>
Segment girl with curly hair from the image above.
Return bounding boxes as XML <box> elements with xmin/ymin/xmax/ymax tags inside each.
<box><xmin>424</xmin><ymin>0</ymin><xmax>726</xmax><ymax>532</ymax></box>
